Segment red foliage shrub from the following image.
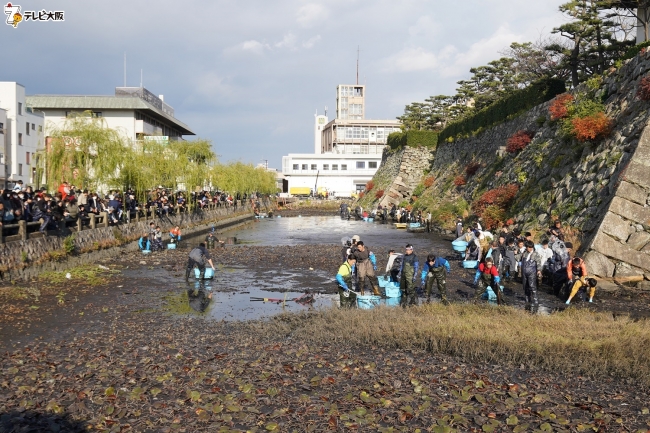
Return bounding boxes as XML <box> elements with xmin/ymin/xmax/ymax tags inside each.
<box><xmin>423</xmin><ymin>176</ymin><xmax>435</xmax><ymax>187</ymax></box>
<box><xmin>358</xmin><ymin>191</ymin><xmax>365</xmax><ymax>199</ymax></box>
<box><xmin>472</xmin><ymin>184</ymin><xmax>519</xmax><ymax>219</ymax></box>
<box><xmin>506</xmin><ymin>131</ymin><xmax>533</xmax><ymax>154</ymax></box>
<box><xmin>465</xmin><ymin>162</ymin><xmax>481</xmax><ymax>177</ymax></box>
<box><xmin>481</xmin><ymin>205</ymin><xmax>507</xmax><ymax>230</ymax></box>
<box><xmin>365</xmin><ymin>180</ymin><xmax>375</xmax><ymax>192</ymax></box>
<box><xmin>375</xmin><ymin>189</ymin><xmax>384</xmax><ymax>199</ymax></box>
<box><xmin>506</xmin><ymin>218</ymin><xmax>514</xmax><ymax>226</ymax></box>
<box><xmin>454</xmin><ymin>175</ymin><xmax>466</xmax><ymax>187</ymax></box>
<box><xmin>549</xmin><ymin>93</ymin><xmax>574</xmax><ymax>121</ymax></box>
<box><xmin>637</xmin><ymin>76</ymin><xmax>650</xmax><ymax>101</ymax></box>
<box><xmin>571</xmin><ymin>112</ymin><xmax>612</xmax><ymax>142</ymax></box>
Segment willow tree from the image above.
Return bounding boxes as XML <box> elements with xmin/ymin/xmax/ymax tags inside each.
<box><xmin>39</xmin><ymin>112</ymin><xmax>131</xmax><ymax>191</ymax></box>
<box><xmin>211</xmin><ymin>162</ymin><xmax>277</xmax><ymax>194</ymax></box>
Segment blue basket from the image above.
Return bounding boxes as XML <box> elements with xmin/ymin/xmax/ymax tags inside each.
<box><xmin>452</xmin><ymin>240</ymin><xmax>468</xmax><ymax>247</ymax></box>
<box><xmin>384</xmin><ymin>297</ymin><xmax>401</xmax><ymax>307</ymax></box>
<box><xmin>167</xmin><ymin>243</ymin><xmax>177</xmax><ymax>250</ymax></box>
<box><xmin>367</xmin><ymin>218</ymin><xmax>374</xmax><ymax>222</ymax></box>
<box><xmin>462</xmin><ymin>260</ymin><xmax>479</xmax><ymax>269</ymax></box>
<box><xmin>194</xmin><ymin>267</ymin><xmax>215</xmax><ymax>279</ymax></box>
<box><xmin>384</xmin><ymin>282</ymin><xmax>401</xmax><ymax>298</ymax></box>
<box><xmin>453</xmin><ymin>245</ymin><xmax>467</xmax><ymax>252</ymax></box>
<box><xmin>377</xmin><ymin>276</ymin><xmax>390</xmax><ymax>288</ymax></box>
<box><xmin>357</xmin><ymin>294</ymin><xmax>381</xmax><ymax>309</ymax></box>
<box><xmin>482</xmin><ymin>286</ymin><xmax>504</xmax><ymax>301</ymax></box>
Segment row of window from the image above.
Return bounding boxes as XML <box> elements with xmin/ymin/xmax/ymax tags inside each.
<box><xmin>339</xmin><ymin>86</ymin><xmax>363</xmax><ymax>97</ymax></box>
<box><xmin>292</xmin><ymin>161</ymin><xmax>378</xmax><ymax>171</ymax></box>
<box><xmin>336</xmin><ymin>126</ymin><xmax>400</xmax><ymax>140</ymax></box>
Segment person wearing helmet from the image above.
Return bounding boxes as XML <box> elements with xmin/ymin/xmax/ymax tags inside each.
<box><xmin>421</xmin><ymin>254</ymin><xmax>451</xmax><ymax>305</ymax></box>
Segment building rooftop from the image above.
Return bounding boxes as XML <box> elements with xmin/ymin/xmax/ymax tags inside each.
<box><xmin>26</xmin><ymin>91</ymin><xmax>195</xmax><ymax>135</ymax></box>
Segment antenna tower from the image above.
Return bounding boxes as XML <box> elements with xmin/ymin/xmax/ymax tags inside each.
<box><xmin>356</xmin><ymin>46</ymin><xmax>359</xmax><ymax>85</ymax></box>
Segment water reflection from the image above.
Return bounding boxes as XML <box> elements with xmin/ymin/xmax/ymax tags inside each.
<box><xmin>187</xmin><ymin>281</ymin><xmax>212</xmax><ymax>313</ymax></box>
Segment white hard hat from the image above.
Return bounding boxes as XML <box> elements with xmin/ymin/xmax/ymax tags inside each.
<box><xmin>351</xmin><ymin>235</ymin><xmax>360</xmax><ymax>242</ymax></box>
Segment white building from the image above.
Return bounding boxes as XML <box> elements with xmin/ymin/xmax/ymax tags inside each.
<box><xmin>282</xmin><ymin>83</ymin><xmax>400</xmax><ymax>197</ymax></box>
<box><xmin>26</xmin><ymin>86</ymin><xmax>195</xmax><ymax>144</ymax></box>
<box><xmin>0</xmin><ymin>82</ymin><xmax>45</xmax><ymax>187</ymax></box>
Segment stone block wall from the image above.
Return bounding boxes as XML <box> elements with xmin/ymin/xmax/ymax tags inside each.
<box><xmin>378</xmin><ymin>146</ymin><xmax>434</xmax><ymax>207</ymax></box>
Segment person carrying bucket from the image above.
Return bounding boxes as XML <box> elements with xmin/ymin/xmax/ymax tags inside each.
<box><xmin>398</xmin><ymin>244</ymin><xmax>419</xmax><ymax>307</ymax></box>
<box><xmin>169</xmin><ymin>226</ymin><xmax>182</xmax><ymax>245</ymax></box>
<box><xmin>336</xmin><ymin>255</ymin><xmax>357</xmax><ymax>308</ymax></box>
<box><xmin>186</xmin><ymin>242</ymin><xmax>216</xmax><ymax>281</ymax></box>
<box><xmin>472</xmin><ymin>257</ymin><xmax>505</xmax><ymax>306</ymax></box>
<box><xmin>421</xmin><ymin>254</ymin><xmax>451</xmax><ymax>305</ymax></box>
<box><xmin>353</xmin><ymin>241</ymin><xmax>380</xmax><ymax>296</ymax></box>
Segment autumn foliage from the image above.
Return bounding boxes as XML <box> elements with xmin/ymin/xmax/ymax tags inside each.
<box><xmin>506</xmin><ymin>131</ymin><xmax>533</xmax><ymax>154</ymax></box>
<box><xmin>549</xmin><ymin>93</ymin><xmax>574</xmax><ymax>120</ymax></box>
<box><xmin>365</xmin><ymin>180</ymin><xmax>375</xmax><ymax>192</ymax></box>
<box><xmin>571</xmin><ymin>113</ymin><xmax>612</xmax><ymax>142</ymax></box>
<box><xmin>472</xmin><ymin>184</ymin><xmax>519</xmax><ymax>228</ymax></box>
<box><xmin>465</xmin><ymin>162</ymin><xmax>481</xmax><ymax>177</ymax></box>
<box><xmin>375</xmin><ymin>189</ymin><xmax>384</xmax><ymax>199</ymax></box>
<box><xmin>637</xmin><ymin>76</ymin><xmax>650</xmax><ymax>101</ymax></box>
<box><xmin>358</xmin><ymin>191</ymin><xmax>365</xmax><ymax>199</ymax></box>
<box><xmin>453</xmin><ymin>175</ymin><xmax>466</xmax><ymax>187</ymax></box>
<box><xmin>423</xmin><ymin>176</ymin><xmax>435</xmax><ymax>187</ymax></box>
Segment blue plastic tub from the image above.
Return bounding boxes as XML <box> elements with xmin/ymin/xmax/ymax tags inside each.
<box><xmin>453</xmin><ymin>245</ymin><xmax>467</xmax><ymax>252</ymax></box>
<box><xmin>462</xmin><ymin>260</ymin><xmax>479</xmax><ymax>269</ymax></box>
<box><xmin>384</xmin><ymin>297</ymin><xmax>401</xmax><ymax>307</ymax></box>
<box><xmin>377</xmin><ymin>276</ymin><xmax>390</xmax><ymax>288</ymax></box>
<box><xmin>482</xmin><ymin>285</ymin><xmax>504</xmax><ymax>302</ymax></box>
<box><xmin>194</xmin><ymin>267</ymin><xmax>215</xmax><ymax>279</ymax></box>
<box><xmin>141</xmin><ymin>250</ymin><xmax>151</xmax><ymax>255</ymax></box>
<box><xmin>167</xmin><ymin>243</ymin><xmax>177</xmax><ymax>250</ymax></box>
<box><xmin>357</xmin><ymin>294</ymin><xmax>381</xmax><ymax>309</ymax></box>
<box><xmin>367</xmin><ymin>218</ymin><xmax>374</xmax><ymax>222</ymax></box>
<box><xmin>384</xmin><ymin>282</ymin><xmax>401</xmax><ymax>298</ymax></box>
<box><xmin>452</xmin><ymin>240</ymin><xmax>468</xmax><ymax>247</ymax></box>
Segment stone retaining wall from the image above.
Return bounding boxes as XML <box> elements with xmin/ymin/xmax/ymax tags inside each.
<box><xmin>0</xmin><ymin>204</ymin><xmax>253</xmax><ymax>281</ymax></box>
<box><xmin>378</xmin><ymin>146</ymin><xmax>434</xmax><ymax>207</ymax></box>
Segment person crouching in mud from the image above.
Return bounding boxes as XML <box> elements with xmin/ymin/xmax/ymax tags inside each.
<box><xmin>186</xmin><ymin>242</ymin><xmax>216</xmax><ymax>280</ymax></box>
<box><xmin>473</xmin><ymin>257</ymin><xmax>505</xmax><ymax>306</ymax></box>
<box><xmin>336</xmin><ymin>255</ymin><xmax>357</xmax><ymax>308</ymax></box>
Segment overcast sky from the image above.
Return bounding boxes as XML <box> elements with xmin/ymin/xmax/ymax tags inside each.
<box><xmin>2</xmin><ymin>0</ymin><xmax>566</xmax><ymax>168</ymax></box>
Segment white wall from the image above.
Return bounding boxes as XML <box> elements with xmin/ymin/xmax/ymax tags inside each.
<box><xmin>42</xmin><ymin>109</ymin><xmax>137</xmax><ymax>142</ymax></box>
<box><xmin>0</xmin><ymin>82</ymin><xmax>44</xmax><ymax>185</ymax></box>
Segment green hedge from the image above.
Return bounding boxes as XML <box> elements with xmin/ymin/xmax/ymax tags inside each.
<box><xmin>621</xmin><ymin>40</ymin><xmax>650</xmax><ymax>61</ymax></box>
<box><xmin>388</xmin><ymin>130</ymin><xmax>438</xmax><ymax>150</ymax></box>
<box><xmin>438</xmin><ymin>78</ymin><xmax>566</xmax><ymax>143</ymax></box>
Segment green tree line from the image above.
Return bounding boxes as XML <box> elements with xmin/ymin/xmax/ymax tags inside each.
<box><xmin>398</xmin><ymin>1</ymin><xmax>644</xmax><ymax>131</ymax></box>
<box><xmin>37</xmin><ymin>113</ymin><xmax>277</xmax><ymax>202</ymax></box>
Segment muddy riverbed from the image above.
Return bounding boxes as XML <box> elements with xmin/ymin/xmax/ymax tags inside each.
<box><xmin>1</xmin><ymin>216</ymin><xmax>650</xmax><ymax>431</ymax></box>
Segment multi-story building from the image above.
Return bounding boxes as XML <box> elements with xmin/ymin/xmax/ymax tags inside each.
<box><xmin>282</xmin><ymin>84</ymin><xmax>400</xmax><ymax>197</ymax></box>
<box><xmin>26</xmin><ymin>86</ymin><xmax>195</xmax><ymax>144</ymax></box>
<box><xmin>0</xmin><ymin>106</ymin><xmax>7</xmax><ymax>188</ymax></box>
<box><xmin>0</xmin><ymin>82</ymin><xmax>45</xmax><ymax>187</ymax></box>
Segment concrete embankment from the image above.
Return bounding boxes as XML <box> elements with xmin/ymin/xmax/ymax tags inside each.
<box><xmin>0</xmin><ymin>205</ymin><xmax>254</xmax><ymax>281</ymax></box>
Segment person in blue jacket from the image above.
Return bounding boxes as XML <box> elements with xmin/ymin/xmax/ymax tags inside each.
<box><xmin>138</xmin><ymin>232</ymin><xmax>151</xmax><ymax>251</ymax></box>
<box><xmin>421</xmin><ymin>254</ymin><xmax>451</xmax><ymax>305</ymax></box>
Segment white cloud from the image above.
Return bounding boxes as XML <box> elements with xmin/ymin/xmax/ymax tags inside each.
<box><xmin>297</xmin><ymin>4</ymin><xmax>328</xmax><ymax>28</ymax></box>
<box><xmin>302</xmin><ymin>35</ymin><xmax>321</xmax><ymax>49</ymax></box>
<box><xmin>275</xmin><ymin>33</ymin><xmax>298</xmax><ymax>49</ymax></box>
<box><xmin>225</xmin><ymin>39</ymin><xmax>270</xmax><ymax>55</ymax></box>
<box><xmin>383</xmin><ymin>47</ymin><xmax>442</xmax><ymax>72</ymax></box>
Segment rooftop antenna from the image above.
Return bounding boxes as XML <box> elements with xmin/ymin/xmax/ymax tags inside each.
<box><xmin>356</xmin><ymin>46</ymin><xmax>360</xmax><ymax>85</ymax></box>
<box><xmin>123</xmin><ymin>52</ymin><xmax>126</xmax><ymax>87</ymax></box>
<box><xmin>140</xmin><ymin>69</ymin><xmax>143</xmax><ymax>88</ymax></box>
<box><xmin>324</xmin><ymin>106</ymin><xmax>328</xmax><ymax>117</ymax></box>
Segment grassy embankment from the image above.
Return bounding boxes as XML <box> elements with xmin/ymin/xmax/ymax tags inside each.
<box><xmin>252</xmin><ymin>304</ymin><xmax>650</xmax><ymax>388</ymax></box>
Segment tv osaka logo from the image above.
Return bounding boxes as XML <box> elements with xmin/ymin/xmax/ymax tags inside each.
<box><xmin>4</xmin><ymin>3</ymin><xmax>64</xmax><ymax>28</ymax></box>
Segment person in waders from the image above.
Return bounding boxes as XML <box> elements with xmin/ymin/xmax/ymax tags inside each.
<box><xmin>521</xmin><ymin>240</ymin><xmax>543</xmax><ymax>313</ymax></box>
<box><xmin>399</xmin><ymin>244</ymin><xmax>419</xmax><ymax>307</ymax></box>
<box><xmin>421</xmin><ymin>254</ymin><xmax>451</xmax><ymax>305</ymax></box>
<box><xmin>186</xmin><ymin>242</ymin><xmax>216</xmax><ymax>280</ymax></box>
<box><xmin>353</xmin><ymin>241</ymin><xmax>381</xmax><ymax>296</ymax></box>
<box><xmin>336</xmin><ymin>255</ymin><xmax>357</xmax><ymax>308</ymax></box>
<box><xmin>473</xmin><ymin>257</ymin><xmax>505</xmax><ymax>305</ymax></box>
<box><xmin>205</xmin><ymin>231</ymin><xmax>224</xmax><ymax>249</ymax></box>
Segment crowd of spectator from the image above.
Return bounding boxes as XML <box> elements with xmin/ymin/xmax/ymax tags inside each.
<box><xmin>1</xmin><ymin>180</ymin><xmax>256</xmax><ymax>236</ymax></box>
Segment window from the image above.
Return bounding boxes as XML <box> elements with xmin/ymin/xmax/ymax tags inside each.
<box><xmin>0</xmin><ymin>122</ymin><xmax>4</xmax><ymax>131</ymax></box>
<box><xmin>38</xmin><ymin>125</ymin><xmax>42</xmax><ymax>132</ymax></box>
<box><xmin>341</xmin><ymin>164</ymin><xmax>347</xmax><ymax>170</ymax></box>
<box><xmin>292</xmin><ymin>164</ymin><xmax>299</xmax><ymax>170</ymax></box>
<box><xmin>311</xmin><ymin>164</ymin><xmax>317</xmax><ymax>170</ymax></box>
<box><xmin>26</xmin><ymin>122</ymin><xmax>30</xmax><ymax>135</ymax></box>
<box><xmin>26</xmin><ymin>152</ymin><xmax>30</xmax><ymax>165</ymax></box>
<box><xmin>301</xmin><ymin>164</ymin><xmax>308</xmax><ymax>170</ymax></box>
<box><xmin>18</xmin><ymin>163</ymin><xmax>23</xmax><ymax>176</ymax></box>
<box><xmin>369</xmin><ymin>161</ymin><xmax>378</xmax><ymax>169</ymax></box>
<box><xmin>323</xmin><ymin>164</ymin><xmax>329</xmax><ymax>170</ymax></box>
<box><xmin>356</xmin><ymin>161</ymin><xmax>365</xmax><ymax>169</ymax></box>
<box><xmin>332</xmin><ymin>164</ymin><xmax>338</xmax><ymax>170</ymax></box>
<box><xmin>18</xmin><ymin>133</ymin><xmax>22</xmax><ymax>146</ymax></box>
<box><xmin>18</xmin><ymin>103</ymin><xmax>22</xmax><ymax>115</ymax></box>
<box><xmin>31</xmin><ymin>123</ymin><xmax>35</xmax><ymax>130</ymax></box>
